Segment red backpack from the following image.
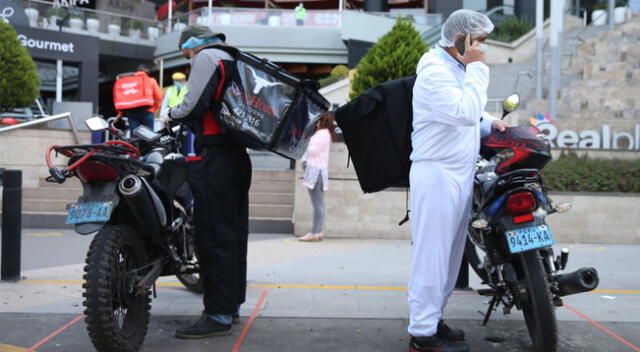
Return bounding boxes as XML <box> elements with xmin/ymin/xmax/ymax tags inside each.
<box><xmin>113</xmin><ymin>73</ymin><xmax>154</xmax><ymax>111</ymax></box>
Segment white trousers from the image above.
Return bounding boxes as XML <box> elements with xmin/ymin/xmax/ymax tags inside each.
<box><xmin>408</xmin><ymin>161</ymin><xmax>473</xmax><ymax>337</ymax></box>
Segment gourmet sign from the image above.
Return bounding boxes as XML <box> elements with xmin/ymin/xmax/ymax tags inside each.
<box><xmin>537</xmin><ymin>123</ymin><xmax>640</xmax><ymax>150</ymax></box>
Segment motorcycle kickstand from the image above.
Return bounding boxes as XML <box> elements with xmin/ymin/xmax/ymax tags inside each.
<box><xmin>482</xmin><ymin>295</ymin><xmax>500</xmax><ymax>326</ymax></box>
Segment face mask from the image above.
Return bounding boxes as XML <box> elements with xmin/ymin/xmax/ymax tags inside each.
<box><xmin>480</xmin><ymin>44</ymin><xmax>489</xmax><ymax>53</ymax></box>
<box><xmin>175</xmin><ymin>82</ymin><xmax>183</xmax><ymax>90</ymax></box>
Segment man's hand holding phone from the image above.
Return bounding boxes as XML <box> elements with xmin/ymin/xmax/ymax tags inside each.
<box><xmin>456</xmin><ymin>34</ymin><xmax>485</xmax><ymax>67</ymax></box>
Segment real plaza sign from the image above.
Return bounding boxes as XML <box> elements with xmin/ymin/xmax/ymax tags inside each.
<box><xmin>537</xmin><ymin>123</ymin><xmax>640</xmax><ymax>151</ymax></box>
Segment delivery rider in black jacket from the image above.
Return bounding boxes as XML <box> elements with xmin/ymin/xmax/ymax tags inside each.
<box><xmin>166</xmin><ymin>24</ymin><xmax>252</xmax><ymax>339</ymax></box>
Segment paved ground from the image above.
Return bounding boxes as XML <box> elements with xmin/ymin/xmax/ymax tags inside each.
<box><xmin>1</xmin><ymin>229</ymin><xmax>639</xmax><ymax>351</ymax></box>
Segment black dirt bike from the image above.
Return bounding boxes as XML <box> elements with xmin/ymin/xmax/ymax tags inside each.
<box><xmin>464</xmin><ymin>94</ymin><xmax>600</xmax><ymax>352</ymax></box>
<box><xmin>45</xmin><ymin>117</ymin><xmax>203</xmax><ymax>351</ymax></box>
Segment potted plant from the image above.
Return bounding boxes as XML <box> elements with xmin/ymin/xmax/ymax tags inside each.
<box><xmin>45</xmin><ymin>7</ymin><xmax>67</xmax><ymax>29</ymax></box>
<box><xmin>24</xmin><ymin>5</ymin><xmax>39</xmax><ymax>27</ymax></box>
<box><xmin>108</xmin><ymin>18</ymin><xmax>121</xmax><ymax>36</ymax></box>
<box><xmin>592</xmin><ymin>2</ymin><xmax>608</xmax><ymax>26</ymax></box>
<box><xmin>128</xmin><ymin>19</ymin><xmax>144</xmax><ymax>39</ymax></box>
<box><xmin>174</xmin><ymin>21</ymin><xmax>187</xmax><ymax>32</ymax></box>
<box><xmin>147</xmin><ymin>25</ymin><xmax>160</xmax><ymax>40</ymax></box>
<box><xmin>86</xmin><ymin>13</ymin><xmax>100</xmax><ymax>33</ymax></box>
<box><xmin>614</xmin><ymin>1</ymin><xmax>628</xmax><ymax>24</ymax></box>
<box><xmin>69</xmin><ymin>13</ymin><xmax>84</xmax><ymax>30</ymax></box>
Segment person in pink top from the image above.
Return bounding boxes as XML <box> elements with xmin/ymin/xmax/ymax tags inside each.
<box><xmin>299</xmin><ymin>112</ymin><xmax>336</xmax><ymax>242</ymax></box>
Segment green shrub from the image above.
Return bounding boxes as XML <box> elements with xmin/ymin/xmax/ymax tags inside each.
<box><xmin>489</xmin><ymin>16</ymin><xmax>532</xmax><ymax>43</ymax></box>
<box><xmin>350</xmin><ymin>18</ymin><xmax>427</xmax><ymax>100</ymax></box>
<box><xmin>318</xmin><ymin>75</ymin><xmax>341</xmax><ymax>88</ymax></box>
<box><xmin>129</xmin><ymin>20</ymin><xmax>145</xmax><ymax>31</ymax></box>
<box><xmin>593</xmin><ymin>2</ymin><xmax>608</xmax><ymax>10</ymax></box>
<box><xmin>46</xmin><ymin>7</ymin><xmax>67</xmax><ymax>18</ymax></box>
<box><xmin>331</xmin><ymin>65</ymin><xmax>348</xmax><ymax>78</ymax></box>
<box><xmin>0</xmin><ymin>21</ymin><xmax>40</xmax><ymax>110</ymax></box>
<box><xmin>542</xmin><ymin>153</ymin><xmax>640</xmax><ymax>192</ymax></box>
<box><xmin>318</xmin><ymin>65</ymin><xmax>349</xmax><ymax>88</ymax></box>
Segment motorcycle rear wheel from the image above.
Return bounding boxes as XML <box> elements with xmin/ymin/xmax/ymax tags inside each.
<box><xmin>519</xmin><ymin>250</ymin><xmax>558</xmax><ymax>352</ymax></box>
<box><xmin>83</xmin><ymin>225</ymin><xmax>151</xmax><ymax>352</ymax></box>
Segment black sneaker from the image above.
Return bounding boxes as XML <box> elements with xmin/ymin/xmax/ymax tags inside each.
<box><xmin>437</xmin><ymin>320</ymin><xmax>465</xmax><ymax>341</ymax></box>
<box><xmin>233</xmin><ymin>313</ymin><xmax>240</xmax><ymax>324</ymax></box>
<box><xmin>409</xmin><ymin>335</ymin><xmax>470</xmax><ymax>352</ymax></box>
<box><xmin>175</xmin><ymin>314</ymin><xmax>232</xmax><ymax>339</ymax></box>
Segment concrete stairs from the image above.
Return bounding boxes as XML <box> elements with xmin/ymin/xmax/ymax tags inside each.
<box><xmin>1</xmin><ymin>168</ymin><xmax>295</xmax><ymax>234</ymax></box>
<box><xmin>489</xmin><ymin>22</ymin><xmax>610</xmax><ymax>114</ymax></box>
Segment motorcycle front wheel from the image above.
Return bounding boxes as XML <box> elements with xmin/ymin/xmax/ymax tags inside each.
<box><xmin>519</xmin><ymin>250</ymin><xmax>558</xmax><ymax>352</ymax></box>
<box><xmin>83</xmin><ymin>225</ymin><xmax>151</xmax><ymax>352</ymax></box>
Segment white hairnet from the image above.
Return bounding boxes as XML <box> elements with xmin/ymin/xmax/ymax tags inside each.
<box><xmin>439</xmin><ymin>9</ymin><xmax>495</xmax><ymax>47</ymax></box>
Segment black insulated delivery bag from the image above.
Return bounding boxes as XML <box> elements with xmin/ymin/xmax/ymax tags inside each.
<box><xmin>215</xmin><ymin>46</ymin><xmax>330</xmax><ymax>160</ymax></box>
<box><xmin>335</xmin><ymin>76</ymin><xmax>416</xmax><ymax>193</ymax></box>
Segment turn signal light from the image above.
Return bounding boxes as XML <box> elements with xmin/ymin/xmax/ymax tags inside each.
<box><xmin>505</xmin><ymin>191</ymin><xmax>536</xmax><ymax>215</ymax></box>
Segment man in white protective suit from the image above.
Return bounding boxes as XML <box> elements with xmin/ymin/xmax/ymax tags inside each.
<box><xmin>408</xmin><ymin>9</ymin><xmax>508</xmax><ymax>352</ymax></box>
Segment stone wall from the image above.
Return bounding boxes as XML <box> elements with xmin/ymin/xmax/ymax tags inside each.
<box><xmin>294</xmin><ymin>143</ymin><xmax>640</xmax><ymax>243</ymax></box>
<box><xmin>527</xmin><ymin>14</ymin><xmax>640</xmax><ymax>121</ymax></box>
<box><xmin>294</xmin><ymin>143</ymin><xmax>412</xmax><ymax>239</ymax></box>
<box><xmin>0</xmin><ymin>127</ymin><xmax>91</xmax><ymax>188</ymax></box>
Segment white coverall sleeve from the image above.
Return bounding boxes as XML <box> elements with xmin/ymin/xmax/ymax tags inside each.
<box><xmin>418</xmin><ymin>61</ymin><xmax>490</xmax><ymax>126</ymax></box>
<box><xmin>480</xmin><ymin>111</ymin><xmax>499</xmax><ymax>137</ymax></box>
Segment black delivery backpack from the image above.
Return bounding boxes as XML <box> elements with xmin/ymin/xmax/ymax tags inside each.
<box><xmin>213</xmin><ymin>45</ymin><xmax>330</xmax><ymax>160</ymax></box>
<box><xmin>335</xmin><ymin>76</ymin><xmax>416</xmax><ymax>193</ymax></box>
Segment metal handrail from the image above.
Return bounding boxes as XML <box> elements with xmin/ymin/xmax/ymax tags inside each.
<box><xmin>0</xmin><ymin>113</ymin><xmax>82</xmax><ymax>144</ymax></box>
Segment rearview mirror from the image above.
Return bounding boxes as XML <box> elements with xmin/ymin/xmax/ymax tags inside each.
<box><xmin>85</xmin><ymin>117</ymin><xmax>109</xmax><ymax>131</ymax></box>
<box><xmin>502</xmin><ymin>93</ymin><xmax>520</xmax><ymax>119</ymax></box>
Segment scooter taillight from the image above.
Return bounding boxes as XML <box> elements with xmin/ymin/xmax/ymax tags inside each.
<box><xmin>76</xmin><ymin>160</ymin><xmax>118</xmax><ymax>183</ymax></box>
<box><xmin>505</xmin><ymin>191</ymin><xmax>536</xmax><ymax>216</ymax></box>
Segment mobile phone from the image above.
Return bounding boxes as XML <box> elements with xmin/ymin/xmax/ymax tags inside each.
<box><xmin>455</xmin><ymin>35</ymin><xmax>467</xmax><ymax>56</ymax></box>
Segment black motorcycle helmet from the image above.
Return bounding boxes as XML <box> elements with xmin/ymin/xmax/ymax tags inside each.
<box><xmin>480</xmin><ymin>125</ymin><xmax>552</xmax><ymax>174</ymax></box>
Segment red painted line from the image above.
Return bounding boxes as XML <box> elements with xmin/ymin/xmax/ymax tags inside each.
<box><xmin>27</xmin><ymin>314</ymin><xmax>85</xmax><ymax>352</ymax></box>
<box><xmin>564</xmin><ymin>304</ymin><xmax>640</xmax><ymax>352</ymax></box>
<box><xmin>231</xmin><ymin>290</ymin><xmax>269</xmax><ymax>352</ymax></box>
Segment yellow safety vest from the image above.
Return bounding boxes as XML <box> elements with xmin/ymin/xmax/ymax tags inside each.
<box><xmin>167</xmin><ymin>85</ymin><xmax>188</xmax><ymax>108</ymax></box>
<box><xmin>295</xmin><ymin>6</ymin><xmax>306</xmax><ymax>20</ymax></box>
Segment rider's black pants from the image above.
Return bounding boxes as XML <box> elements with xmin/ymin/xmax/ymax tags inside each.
<box><xmin>187</xmin><ymin>144</ymin><xmax>252</xmax><ymax>316</ymax></box>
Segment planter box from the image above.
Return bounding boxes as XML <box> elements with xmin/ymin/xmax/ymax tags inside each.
<box><xmin>614</xmin><ymin>7</ymin><xmax>627</xmax><ymax>24</ymax></box>
<box><xmin>129</xmin><ymin>29</ymin><xmax>141</xmax><ymax>39</ymax></box>
<box><xmin>86</xmin><ymin>18</ymin><xmax>100</xmax><ymax>33</ymax></box>
<box><xmin>25</xmin><ymin>8</ymin><xmax>39</xmax><ymax>27</ymax></box>
<box><xmin>147</xmin><ymin>27</ymin><xmax>159</xmax><ymax>40</ymax></box>
<box><xmin>69</xmin><ymin>18</ymin><xmax>84</xmax><ymax>30</ymax></box>
<box><xmin>108</xmin><ymin>24</ymin><xmax>121</xmax><ymax>36</ymax></box>
<box><xmin>592</xmin><ymin>9</ymin><xmax>607</xmax><ymax>26</ymax></box>
<box><xmin>48</xmin><ymin>16</ymin><xmax>60</xmax><ymax>29</ymax></box>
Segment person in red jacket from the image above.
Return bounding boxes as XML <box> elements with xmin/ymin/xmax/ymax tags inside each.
<box><xmin>118</xmin><ymin>64</ymin><xmax>163</xmax><ymax>131</ymax></box>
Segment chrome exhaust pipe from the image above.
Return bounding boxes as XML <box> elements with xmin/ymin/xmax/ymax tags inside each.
<box><xmin>119</xmin><ymin>175</ymin><xmax>161</xmax><ymax>238</ymax></box>
<box><xmin>555</xmin><ymin>267</ymin><xmax>599</xmax><ymax>297</ymax></box>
